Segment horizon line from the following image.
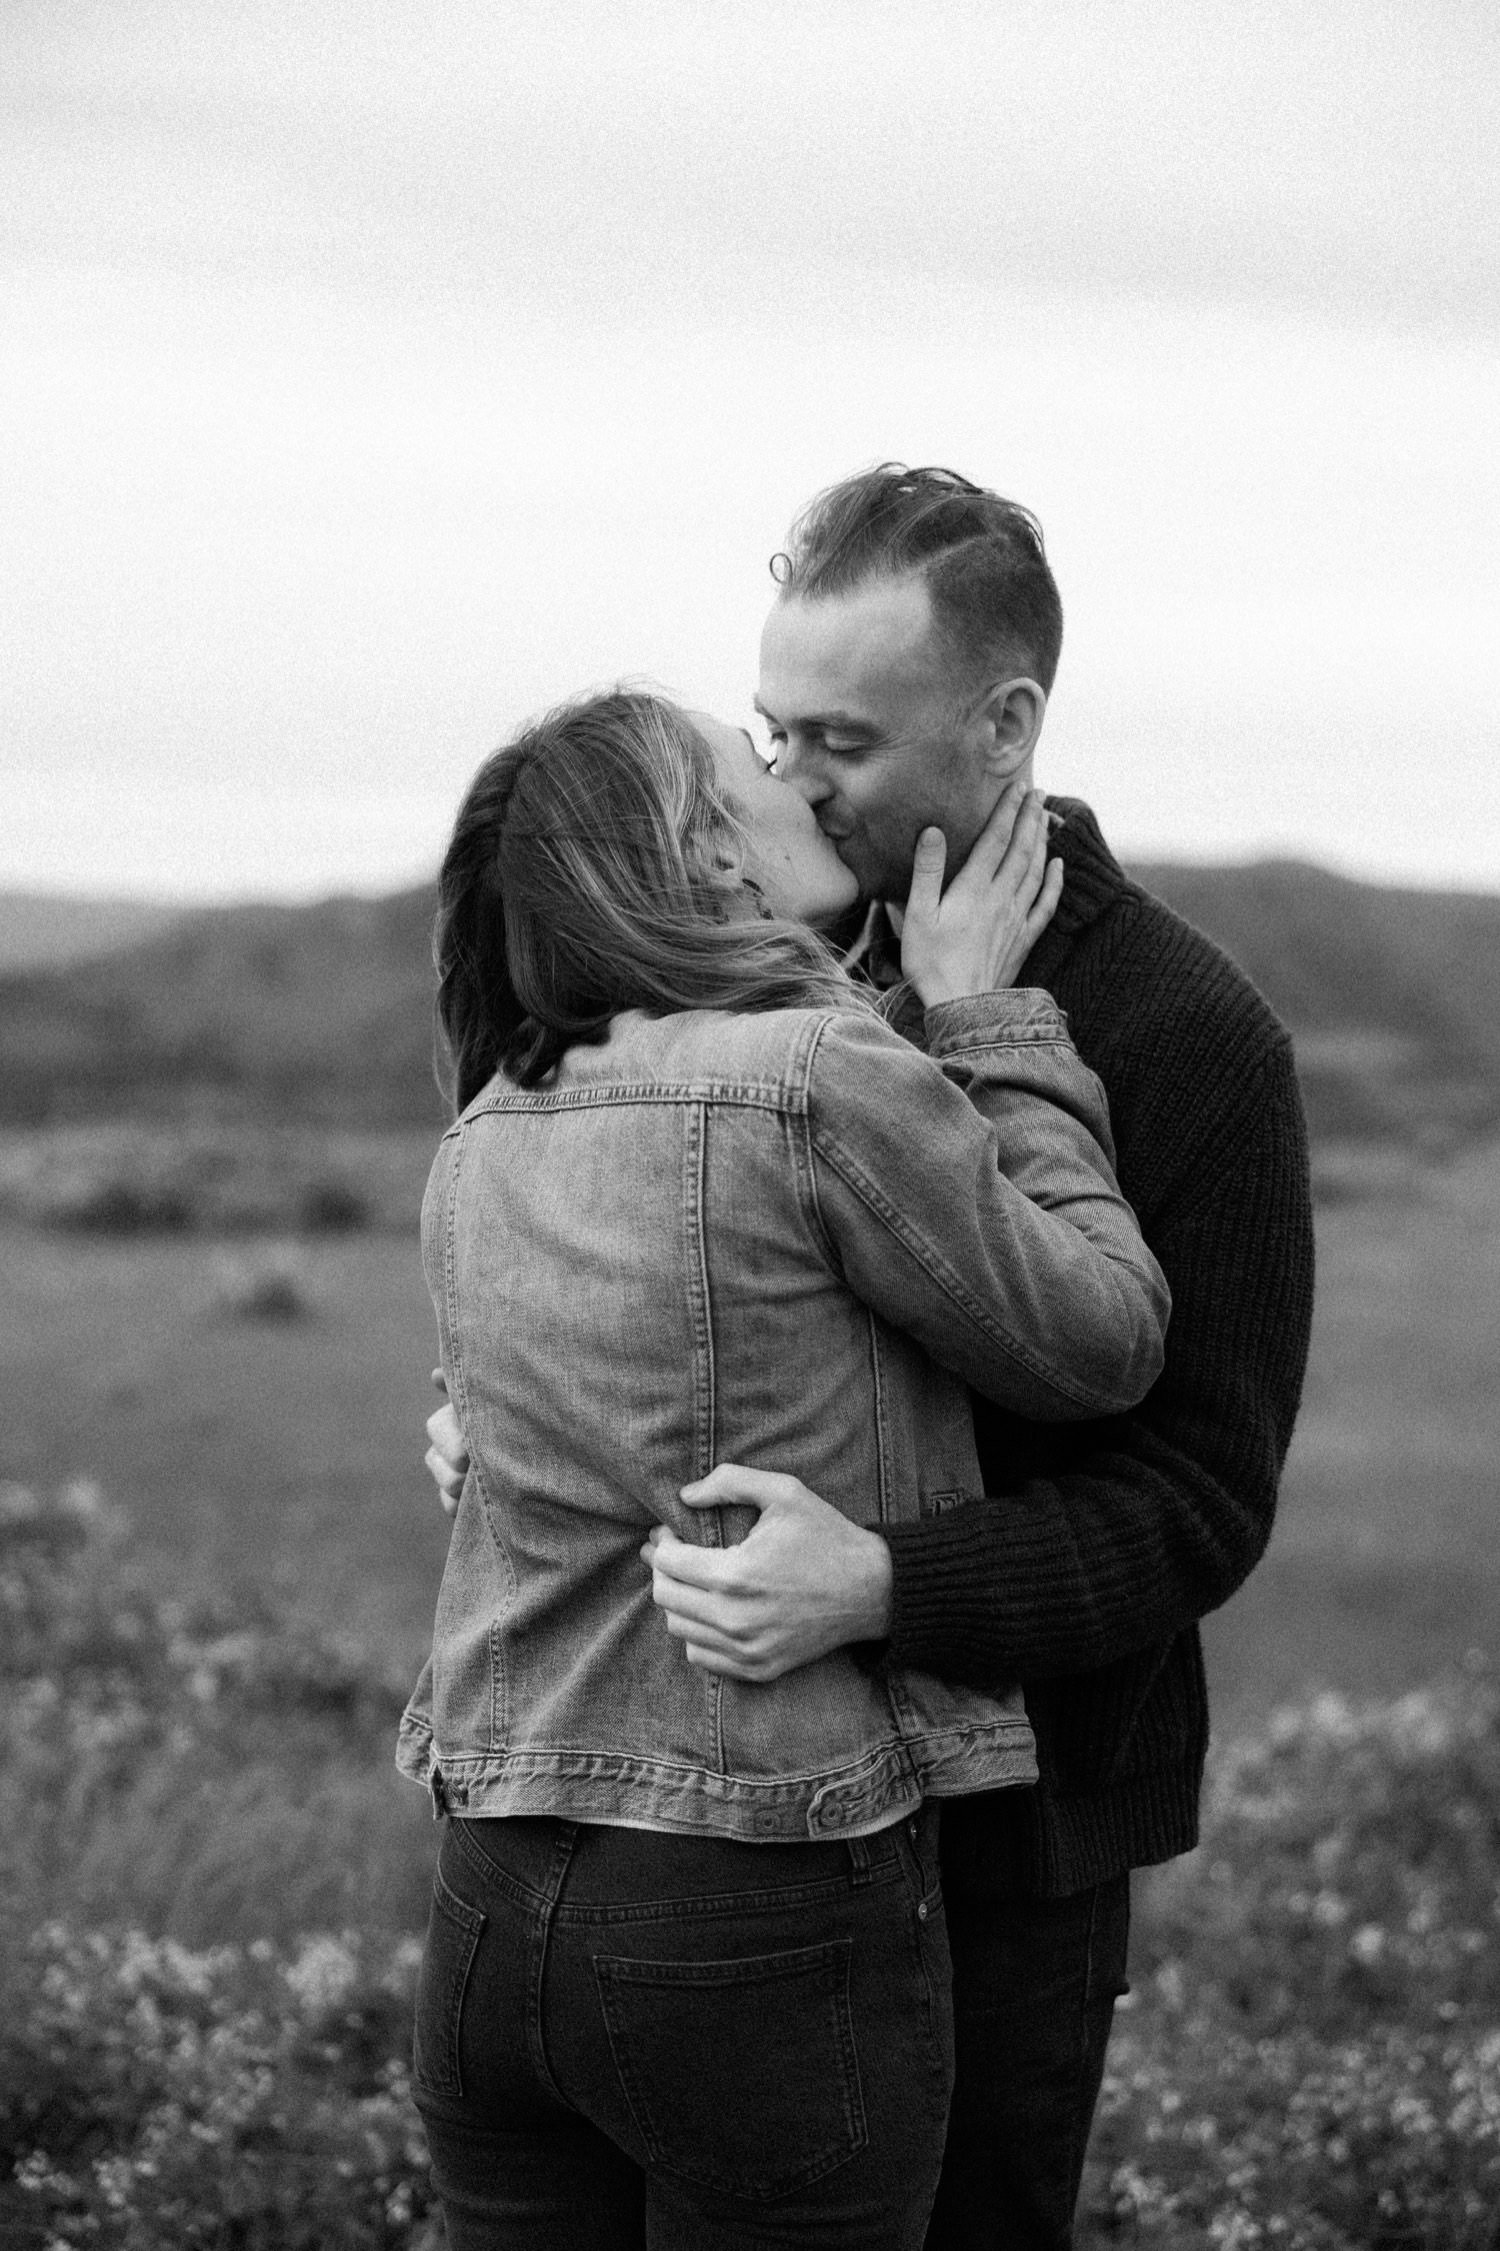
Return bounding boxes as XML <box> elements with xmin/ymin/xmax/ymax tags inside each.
<box><xmin>6</xmin><ymin>847</ymin><xmax>1500</xmax><ymax>913</ymax></box>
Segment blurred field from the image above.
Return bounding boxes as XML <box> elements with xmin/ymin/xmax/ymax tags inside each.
<box><xmin>4</xmin><ymin>1484</ymin><xmax>1495</xmax><ymax>2247</ymax></box>
<box><xmin>2</xmin><ymin>1143</ymin><xmax>1495</xmax><ymax>1719</ymax></box>
<box><xmin>0</xmin><ymin>1217</ymin><xmax>451</xmax><ymax>1673</ymax></box>
<box><xmin>2</xmin><ymin>1138</ymin><xmax>1498</xmax><ymax>1728</ymax></box>
<box><xmin>3</xmin><ymin>1138</ymin><xmax>1498</xmax><ymax>2245</ymax></box>
<box><xmin>1205</xmin><ymin>1134</ymin><xmax>1500</xmax><ymax>1730</ymax></box>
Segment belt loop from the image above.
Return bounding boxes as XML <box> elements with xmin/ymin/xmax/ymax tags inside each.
<box><xmin>847</xmin><ymin>1835</ymin><xmax>873</xmax><ymax>1886</ymax></box>
<box><xmin>546</xmin><ymin>1818</ymin><xmax>581</xmax><ymax>1907</ymax></box>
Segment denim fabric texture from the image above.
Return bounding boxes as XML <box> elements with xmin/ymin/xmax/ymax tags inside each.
<box><xmin>398</xmin><ymin>991</ymin><xmax>1168</xmax><ymax>1842</ymax></box>
<box><xmin>412</xmin><ymin>1809</ymin><xmax>954</xmax><ymax>2250</ymax></box>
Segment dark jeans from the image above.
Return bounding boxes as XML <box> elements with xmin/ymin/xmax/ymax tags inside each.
<box><xmin>926</xmin><ymin>1800</ymin><xmax>1132</xmax><ymax>2251</ymax></box>
<box><xmin>412</xmin><ymin>1809</ymin><xmax>954</xmax><ymax>2250</ymax></box>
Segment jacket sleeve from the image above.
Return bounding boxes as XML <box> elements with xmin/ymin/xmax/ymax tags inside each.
<box><xmin>879</xmin><ymin>1034</ymin><xmax>1314</xmax><ymax>1682</ymax></box>
<box><xmin>804</xmin><ymin>995</ymin><xmax>1170</xmax><ymax>1421</ymax></box>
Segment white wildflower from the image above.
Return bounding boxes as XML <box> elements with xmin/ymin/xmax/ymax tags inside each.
<box><xmin>283</xmin><ymin>1933</ymin><xmax>359</xmax><ymax>2016</ymax></box>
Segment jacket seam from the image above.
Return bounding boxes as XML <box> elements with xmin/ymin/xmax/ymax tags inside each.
<box><xmin>684</xmin><ymin>1098</ymin><xmax>729</xmax><ymax>1777</ymax></box>
<box><xmin>866</xmin><ymin>1312</ymin><xmax>893</xmax><ymax>1526</ymax></box>
<box><xmin>796</xmin><ymin>1015</ymin><xmax>841</xmax><ymax>1271</ymax></box>
<box><xmin>421</xmin><ymin>1730</ymin><xmax>1032</xmax><ymax>1775</ymax></box>
<box><xmin>931</xmin><ymin>1029</ymin><xmax>1076</xmax><ymax>1059</ymax></box>
<box><xmin>442</xmin><ymin>1126</ymin><xmax>510</xmax><ymax>1753</ymax></box>
<box><xmin>684</xmin><ymin>1100</ymin><xmax>717</xmax><ymax>1488</ymax></box>
<box><xmin>461</xmin><ymin>1078</ymin><xmax>818</xmax><ymax>1119</ymax></box>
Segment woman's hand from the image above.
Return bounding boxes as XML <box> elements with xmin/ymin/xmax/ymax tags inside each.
<box><xmin>900</xmin><ymin>782</ymin><xmax>1063</xmax><ymax>1007</ymax></box>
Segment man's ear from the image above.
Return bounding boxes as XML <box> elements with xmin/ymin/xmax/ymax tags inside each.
<box><xmin>976</xmin><ymin>677</ymin><xmax>1047</xmax><ymax>780</ymax></box>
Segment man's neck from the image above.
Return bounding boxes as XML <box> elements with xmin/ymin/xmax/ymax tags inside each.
<box><xmin>842</xmin><ymin>797</ymin><xmax>1114</xmax><ymax>994</ymax></box>
<box><xmin>873</xmin><ymin>784</ymin><xmax>1061</xmax><ymax>941</ymax></box>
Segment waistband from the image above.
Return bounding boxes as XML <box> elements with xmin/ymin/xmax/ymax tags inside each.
<box><xmin>442</xmin><ymin>1807</ymin><xmax>942</xmax><ymax>1917</ymax></box>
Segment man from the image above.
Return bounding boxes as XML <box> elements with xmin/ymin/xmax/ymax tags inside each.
<box><xmin>427</xmin><ymin>465</ymin><xmax>1315</xmax><ymax>2248</ymax></box>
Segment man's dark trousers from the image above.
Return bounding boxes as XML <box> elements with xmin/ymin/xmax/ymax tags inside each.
<box><xmin>924</xmin><ymin>1794</ymin><xmax>1130</xmax><ymax>2249</ymax></box>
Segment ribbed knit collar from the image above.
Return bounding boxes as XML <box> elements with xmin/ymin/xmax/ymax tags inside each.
<box><xmin>1040</xmin><ymin>797</ymin><xmax>1134</xmax><ymax>937</ymax></box>
<box><xmin>1017</xmin><ymin>796</ymin><xmax>1136</xmax><ymax>994</ymax></box>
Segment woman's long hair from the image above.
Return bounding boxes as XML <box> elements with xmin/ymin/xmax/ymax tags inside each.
<box><xmin>435</xmin><ymin>690</ymin><xmax>861</xmax><ymax>1108</ymax></box>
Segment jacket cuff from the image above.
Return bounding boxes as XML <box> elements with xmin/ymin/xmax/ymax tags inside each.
<box><xmin>924</xmin><ymin>990</ymin><xmax>1071</xmax><ymax>1052</ymax></box>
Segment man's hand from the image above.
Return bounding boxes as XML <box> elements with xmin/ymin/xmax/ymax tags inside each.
<box><xmin>642</xmin><ymin>1464</ymin><xmax>894</xmax><ymax>1682</ymax></box>
<box><xmin>425</xmin><ymin>1368</ymin><xmax>469</xmax><ymax>1517</ymax></box>
<box><xmin>901</xmin><ymin>780</ymin><xmax>1063</xmax><ymax>1007</ymax></box>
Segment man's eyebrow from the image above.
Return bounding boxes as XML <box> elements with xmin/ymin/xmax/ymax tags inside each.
<box><xmin>751</xmin><ymin>697</ymin><xmax>875</xmax><ymax>732</ymax></box>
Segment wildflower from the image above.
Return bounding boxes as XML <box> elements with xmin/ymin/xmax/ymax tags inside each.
<box><xmin>1208</xmin><ymin>2209</ymin><xmax>1263</xmax><ymax>2249</ymax></box>
<box><xmin>282</xmin><ymin>1933</ymin><xmax>360</xmax><ymax>2017</ymax></box>
<box><xmin>1154</xmin><ymin>1959</ymin><xmax>1186</xmax><ymax>2011</ymax></box>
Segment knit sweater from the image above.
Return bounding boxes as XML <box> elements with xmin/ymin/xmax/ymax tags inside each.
<box><xmin>877</xmin><ymin>798</ymin><xmax>1316</xmax><ymax>1896</ymax></box>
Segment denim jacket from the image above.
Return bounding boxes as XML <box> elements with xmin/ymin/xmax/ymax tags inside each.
<box><xmin>398</xmin><ymin>990</ymin><xmax>1169</xmax><ymax>1842</ymax></box>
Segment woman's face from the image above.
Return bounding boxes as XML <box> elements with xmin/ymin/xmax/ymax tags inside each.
<box><xmin>692</xmin><ymin>712</ymin><xmax>861</xmax><ymax>930</ymax></box>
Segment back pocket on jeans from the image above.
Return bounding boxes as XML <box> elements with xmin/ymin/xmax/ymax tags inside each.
<box><xmin>593</xmin><ymin>1938</ymin><xmax>865</xmax><ymax>2201</ymax></box>
<box><xmin>412</xmin><ymin>1864</ymin><xmax>485</xmax><ymax>2100</ymax></box>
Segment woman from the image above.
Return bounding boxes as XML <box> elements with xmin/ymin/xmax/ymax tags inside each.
<box><xmin>400</xmin><ymin>690</ymin><xmax>1168</xmax><ymax>2250</ymax></box>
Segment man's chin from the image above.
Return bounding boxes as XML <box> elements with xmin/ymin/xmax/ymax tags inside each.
<box><xmin>847</xmin><ymin>861</ymin><xmax>911</xmax><ymax>910</ymax></box>
<box><xmin>824</xmin><ymin>839</ymin><xmax>890</xmax><ymax>902</ymax></box>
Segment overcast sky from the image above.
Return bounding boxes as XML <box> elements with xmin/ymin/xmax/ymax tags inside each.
<box><xmin>5</xmin><ymin>0</ymin><xmax>1498</xmax><ymax>899</ymax></box>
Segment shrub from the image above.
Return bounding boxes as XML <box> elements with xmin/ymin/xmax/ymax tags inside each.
<box><xmin>1</xmin><ymin>1484</ymin><xmax>441</xmax><ymax>2241</ymax></box>
<box><xmin>1082</xmin><ymin>1678</ymin><xmax>1500</xmax><ymax>2248</ymax></box>
<box><xmin>0</xmin><ymin>1481</ymin><xmax>432</xmax><ymax>1943</ymax></box>
<box><xmin>301</xmin><ymin>1179</ymin><xmax>370</xmax><ymax>1233</ymax></box>
<box><xmin>0</xmin><ymin>1124</ymin><xmax>433</xmax><ymax>1236</ymax></box>
<box><xmin>6</xmin><ymin>1483</ymin><xmax>1498</xmax><ymax>2246</ymax></box>
<box><xmin>0</xmin><ymin>1923</ymin><xmax>440</xmax><ymax>2249</ymax></box>
<box><xmin>212</xmin><ymin>1242</ymin><xmax>315</xmax><ymax>1321</ymax></box>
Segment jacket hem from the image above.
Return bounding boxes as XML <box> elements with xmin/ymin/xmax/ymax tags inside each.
<box><xmin>396</xmin><ymin>1717</ymin><xmax>1037</xmax><ymax>1843</ymax></box>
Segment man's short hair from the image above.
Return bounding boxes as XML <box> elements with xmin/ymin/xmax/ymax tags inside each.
<box><xmin>772</xmin><ymin>463</ymin><xmax>1063</xmax><ymax>697</ymax></box>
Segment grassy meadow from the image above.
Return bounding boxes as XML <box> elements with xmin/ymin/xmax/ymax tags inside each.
<box><xmin>5</xmin><ymin>1132</ymin><xmax>1499</xmax><ymax>1725</ymax></box>
<box><xmin>1206</xmin><ymin>1134</ymin><xmax>1500</xmax><ymax>1729</ymax></box>
<box><xmin>2</xmin><ymin>1132</ymin><xmax>1498</xmax><ymax>2244</ymax></box>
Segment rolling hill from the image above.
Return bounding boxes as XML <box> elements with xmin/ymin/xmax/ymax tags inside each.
<box><xmin>1133</xmin><ymin>860</ymin><xmax>1500</xmax><ymax>1152</ymax></box>
<box><xmin>0</xmin><ymin>892</ymin><xmax>183</xmax><ymax>974</ymax></box>
<box><xmin>0</xmin><ymin>889</ymin><xmax>443</xmax><ymax>1128</ymax></box>
<box><xmin>1</xmin><ymin>862</ymin><xmax>1497</xmax><ymax>1151</ymax></box>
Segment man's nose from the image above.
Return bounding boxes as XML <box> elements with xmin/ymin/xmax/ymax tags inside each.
<box><xmin>776</xmin><ymin>739</ymin><xmax>831</xmax><ymax>805</ymax></box>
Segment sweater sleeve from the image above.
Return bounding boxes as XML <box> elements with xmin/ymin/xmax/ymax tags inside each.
<box><xmin>881</xmin><ymin>1032</ymin><xmax>1314</xmax><ymax>1684</ymax></box>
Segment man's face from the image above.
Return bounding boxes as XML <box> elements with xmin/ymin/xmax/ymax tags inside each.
<box><xmin>755</xmin><ymin>575</ymin><xmax>993</xmax><ymax>903</ymax></box>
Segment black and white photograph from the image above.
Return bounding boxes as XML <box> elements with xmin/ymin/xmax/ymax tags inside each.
<box><xmin>2</xmin><ymin>4</ymin><xmax>1497</xmax><ymax>2244</ymax></box>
